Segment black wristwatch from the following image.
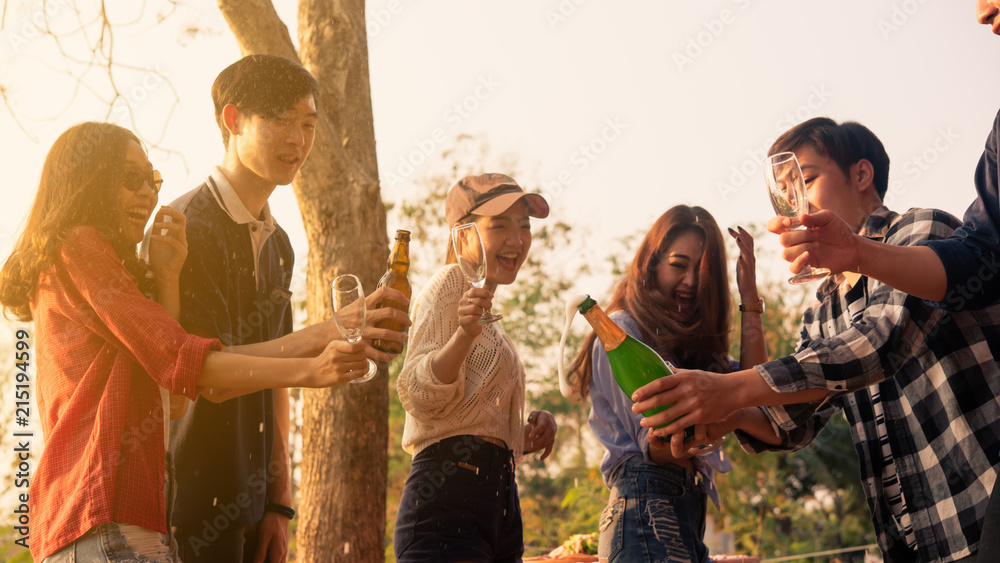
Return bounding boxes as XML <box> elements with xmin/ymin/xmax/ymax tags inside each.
<box><xmin>265</xmin><ymin>502</ymin><xmax>296</xmax><ymax>520</ymax></box>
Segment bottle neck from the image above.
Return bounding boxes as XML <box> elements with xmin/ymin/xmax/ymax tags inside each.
<box><xmin>387</xmin><ymin>240</ymin><xmax>410</xmax><ymax>269</ymax></box>
<box><xmin>581</xmin><ymin>304</ymin><xmax>627</xmax><ymax>352</ymax></box>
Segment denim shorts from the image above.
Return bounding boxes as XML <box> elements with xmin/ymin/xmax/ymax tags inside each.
<box><xmin>43</xmin><ymin>522</ymin><xmax>179</xmax><ymax>563</ymax></box>
<box><xmin>598</xmin><ymin>455</ymin><xmax>708</xmax><ymax>563</ymax></box>
<box><xmin>394</xmin><ymin>435</ymin><xmax>524</xmax><ymax>563</ymax></box>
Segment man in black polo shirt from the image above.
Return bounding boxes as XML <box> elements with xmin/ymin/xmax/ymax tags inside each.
<box><xmin>168</xmin><ymin>55</ymin><xmax>409</xmax><ymax>563</ymax></box>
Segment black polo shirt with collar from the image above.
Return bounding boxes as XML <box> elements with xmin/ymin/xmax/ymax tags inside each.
<box><xmin>168</xmin><ymin>177</ymin><xmax>294</xmax><ymax>529</ymax></box>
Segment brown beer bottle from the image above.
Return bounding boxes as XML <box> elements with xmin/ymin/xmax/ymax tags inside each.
<box><xmin>373</xmin><ymin>230</ymin><xmax>412</xmax><ymax>354</ymax></box>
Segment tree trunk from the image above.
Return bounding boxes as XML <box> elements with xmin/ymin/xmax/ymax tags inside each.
<box><xmin>217</xmin><ymin>1</ymin><xmax>389</xmax><ymax>561</ymax></box>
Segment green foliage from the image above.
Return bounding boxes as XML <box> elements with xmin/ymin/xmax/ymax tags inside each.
<box><xmin>385</xmin><ymin>356</ymin><xmax>409</xmax><ymax>562</ymax></box>
<box><xmin>0</xmin><ymin>526</ymin><xmax>31</xmax><ymax>562</ymax></box>
<box><xmin>716</xmin><ymin>416</ymin><xmax>874</xmax><ymax>561</ymax></box>
<box><xmin>519</xmin><ymin>464</ymin><xmax>606</xmax><ymax>557</ymax></box>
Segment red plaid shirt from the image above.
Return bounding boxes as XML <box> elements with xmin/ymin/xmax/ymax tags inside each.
<box><xmin>29</xmin><ymin>226</ymin><xmax>220</xmax><ymax>561</ymax></box>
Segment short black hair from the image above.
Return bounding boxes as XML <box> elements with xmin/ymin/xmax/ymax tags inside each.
<box><xmin>769</xmin><ymin>117</ymin><xmax>890</xmax><ymax>200</ymax></box>
<box><xmin>212</xmin><ymin>54</ymin><xmax>321</xmax><ymax>147</ymax></box>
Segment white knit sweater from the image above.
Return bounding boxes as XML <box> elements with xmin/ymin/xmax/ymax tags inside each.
<box><xmin>397</xmin><ymin>264</ymin><xmax>525</xmax><ymax>458</ymax></box>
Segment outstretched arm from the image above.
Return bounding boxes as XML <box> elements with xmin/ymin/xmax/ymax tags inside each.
<box><xmin>226</xmin><ymin>286</ymin><xmax>411</xmax><ymax>363</ymax></box>
<box><xmin>644</xmin><ymin>209</ymin><xmax>960</xmax><ymax>437</ymax></box>
<box><xmin>631</xmin><ymin>367</ymin><xmax>830</xmax><ymax>440</ymax></box>
<box><xmin>197</xmin><ymin>339</ymin><xmax>368</xmax><ymax>402</ymax></box>
<box><xmin>768</xmin><ymin>211</ymin><xmax>947</xmax><ymax>301</ymax></box>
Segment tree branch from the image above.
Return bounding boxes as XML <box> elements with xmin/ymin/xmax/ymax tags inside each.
<box><xmin>215</xmin><ymin>0</ymin><xmax>297</xmax><ymax>58</ymax></box>
<box><xmin>0</xmin><ymin>1</ymin><xmax>188</xmax><ymax>169</ymax></box>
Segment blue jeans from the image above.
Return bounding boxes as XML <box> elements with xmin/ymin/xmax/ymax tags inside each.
<box><xmin>599</xmin><ymin>455</ymin><xmax>709</xmax><ymax>563</ymax></box>
<box><xmin>43</xmin><ymin>523</ymin><xmax>179</xmax><ymax>562</ymax></box>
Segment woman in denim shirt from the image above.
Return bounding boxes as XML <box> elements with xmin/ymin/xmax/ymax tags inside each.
<box><xmin>568</xmin><ymin>205</ymin><xmax>766</xmax><ymax>562</ymax></box>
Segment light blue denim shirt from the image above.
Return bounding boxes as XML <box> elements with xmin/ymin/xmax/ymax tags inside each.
<box><xmin>588</xmin><ymin>310</ymin><xmax>731</xmax><ymax>508</ymax></box>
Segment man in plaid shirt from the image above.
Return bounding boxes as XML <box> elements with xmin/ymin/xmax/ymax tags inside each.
<box><xmin>632</xmin><ymin>118</ymin><xmax>1000</xmax><ymax>562</ymax></box>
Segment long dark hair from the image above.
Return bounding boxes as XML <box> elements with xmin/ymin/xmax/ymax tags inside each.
<box><xmin>568</xmin><ymin>205</ymin><xmax>732</xmax><ymax>399</ymax></box>
<box><xmin>0</xmin><ymin>122</ymin><xmax>149</xmax><ymax>321</ymax></box>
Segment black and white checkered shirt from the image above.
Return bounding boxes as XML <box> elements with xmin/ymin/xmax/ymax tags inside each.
<box><xmin>738</xmin><ymin>206</ymin><xmax>1000</xmax><ymax>562</ymax></box>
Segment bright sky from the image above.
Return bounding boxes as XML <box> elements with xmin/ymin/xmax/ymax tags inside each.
<box><xmin>1</xmin><ymin>0</ymin><xmax>999</xmax><ymax>282</ymax></box>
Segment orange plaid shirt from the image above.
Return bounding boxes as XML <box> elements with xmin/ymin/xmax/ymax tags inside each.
<box><xmin>30</xmin><ymin>226</ymin><xmax>219</xmax><ymax>561</ymax></box>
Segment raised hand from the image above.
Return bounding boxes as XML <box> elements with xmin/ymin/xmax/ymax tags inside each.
<box><xmin>728</xmin><ymin>226</ymin><xmax>759</xmax><ymax>301</ymax></box>
<box><xmin>457</xmin><ymin>285</ymin><xmax>494</xmax><ymax>339</ymax></box>
<box><xmin>767</xmin><ymin>210</ymin><xmax>861</xmax><ymax>276</ymax></box>
<box><xmin>147</xmin><ymin>206</ymin><xmax>187</xmax><ymax>283</ymax></box>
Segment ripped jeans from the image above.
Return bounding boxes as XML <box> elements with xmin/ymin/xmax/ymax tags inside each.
<box><xmin>598</xmin><ymin>455</ymin><xmax>708</xmax><ymax>563</ymax></box>
<box><xmin>42</xmin><ymin>523</ymin><xmax>179</xmax><ymax>563</ymax></box>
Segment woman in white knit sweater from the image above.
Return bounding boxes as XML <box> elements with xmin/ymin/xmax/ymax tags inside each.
<box><xmin>394</xmin><ymin>173</ymin><xmax>558</xmax><ymax>563</ymax></box>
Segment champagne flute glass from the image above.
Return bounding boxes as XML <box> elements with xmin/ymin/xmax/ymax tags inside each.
<box><xmin>451</xmin><ymin>222</ymin><xmax>503</xmax><ymax>325</ymax></box>
<box><xmin>763</xmin><ymin>152</ymin><xmax>831</xmax><ymax>284</ymax></box>
<box><xmin>331</xmin><ymin>274</ymin><xmax>378</xmax><ymax>384</ymax></box>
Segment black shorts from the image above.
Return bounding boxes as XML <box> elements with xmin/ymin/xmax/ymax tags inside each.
<box><xmin>394</xmin><ymin>435</ymin><xmax>523</xmax><ymax>563</ymax></box>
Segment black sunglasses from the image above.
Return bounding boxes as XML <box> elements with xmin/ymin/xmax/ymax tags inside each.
<box><xmin>122</xmin><ymin>168</ymin><xmax>163</xmax><ymax>195</ymax></box>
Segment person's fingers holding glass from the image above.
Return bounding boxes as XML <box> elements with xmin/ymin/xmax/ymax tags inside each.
<box><xmin>457</xmin><ymin>286</ymin><xmax>494</xmax><ymax>337</ymax></box>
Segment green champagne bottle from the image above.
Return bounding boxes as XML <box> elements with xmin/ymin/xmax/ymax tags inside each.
<box><xmin>577</xmin><ymin>295</ymin><xmax>692</xmax><ymax>439</ymax></box>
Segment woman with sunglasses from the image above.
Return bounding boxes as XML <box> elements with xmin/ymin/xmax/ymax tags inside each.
<box><xmin>0</xmin><ymin>122</ymin><xmax>370</xmax><ymax>562</ymax></box>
